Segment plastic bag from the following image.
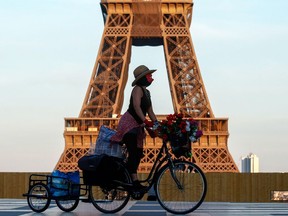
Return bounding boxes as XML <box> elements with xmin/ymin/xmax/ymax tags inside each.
<box><xmin>49</xmin><ymin>170</ymin><xmax>80</xmax><ymax>197</ymax></box>
<box><xmin>94</xmin><ymin>125</ymin><xmax>124</xmax><ymax>158</ymax></box>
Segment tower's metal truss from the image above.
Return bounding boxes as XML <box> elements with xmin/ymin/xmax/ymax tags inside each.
<box><xmin>55</xmin><ymin>0</ymin><xmax>239</xmax><ymax>173</ymax></box>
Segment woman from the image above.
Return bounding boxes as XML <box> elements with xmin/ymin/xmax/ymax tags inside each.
<box><xmin>111</xmin><ymin>65</ymin><xmax>158</xmax><ymax>189</ymax></box>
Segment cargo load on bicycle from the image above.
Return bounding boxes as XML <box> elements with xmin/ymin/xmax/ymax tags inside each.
<box><xmin>78</xmin><ymin>125</ymin><xmax>126</xmax><ymax>186</ymax></box>
<box><xmin>78</xmin><ymin>153</ymin><xmax>123</xmax><ymax>186</ymax></box>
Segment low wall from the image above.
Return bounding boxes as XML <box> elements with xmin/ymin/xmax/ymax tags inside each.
<box><xmin>204</xmin><ymin>173</ymin><xmax>288</xmax><ymax>202</ymax></box>
<box><xmin>1</xmin><ymin>172</ymin><xmax>288</xmax><ymax>202</ymax></box>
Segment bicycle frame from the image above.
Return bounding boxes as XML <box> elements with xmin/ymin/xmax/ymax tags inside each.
<box><xmin>139</xmin><ymin>140</ymin><xmax>176</xmax><ymax>190</ymax></box>
<box><xmin>108</xmin><ymin>139</ymin><xmax>186</xmax><ymax>195</ymax></box>
<box><xmin>109</xmin><ymin>140</ymin><xmax>173</xmax><ymax>191</ymax></box>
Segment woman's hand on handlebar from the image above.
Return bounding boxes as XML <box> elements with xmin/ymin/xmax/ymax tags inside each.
<box><xmin>144</xmin><ymin>120</ymin><xmax>161</xmax><ymax>138</ymax></box>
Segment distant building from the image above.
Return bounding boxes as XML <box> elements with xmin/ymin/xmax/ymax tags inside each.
<box><xmin>241</xmin><ymin>153</ymin><xmax>259</xmax><ymax>173</ymax></box>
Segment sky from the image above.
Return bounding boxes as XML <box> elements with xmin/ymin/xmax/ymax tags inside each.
<box><xmin>1</xmin><ymin>0</ymin><xmax>288</xmax><ymax>172</ymax></box>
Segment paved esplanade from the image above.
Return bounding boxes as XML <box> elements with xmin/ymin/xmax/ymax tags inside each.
<box><xmin>1</xmin><ymin>199</ymin><xmax>288</xmax><ymax>216</ymax></box>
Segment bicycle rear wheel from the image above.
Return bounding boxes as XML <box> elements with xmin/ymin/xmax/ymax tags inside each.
<box><xmin>155</xmin><ymin>161</ymin><xmax>207</xmax><ymax>214</ymax></box>
<box><xmin>89</xmin><ymin>165</ymin><xmax>131</xmax><ymax>213</ymax></box>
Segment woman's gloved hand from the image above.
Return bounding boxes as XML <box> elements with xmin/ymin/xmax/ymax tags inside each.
<box><xmin>144</xmin><ymin>119</ymin><xmax>153</xmax><ymax>127</ymax></box>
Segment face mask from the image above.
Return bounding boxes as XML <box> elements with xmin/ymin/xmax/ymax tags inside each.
<box><xmin>146</xmin><ymin>73</ymin><xmax>154</xmax><ymax>83</ymax></box>
<box><xmin>137</xmin><ymin>75</ymin><xmax>153</xmax><ymax>87</ymax></box>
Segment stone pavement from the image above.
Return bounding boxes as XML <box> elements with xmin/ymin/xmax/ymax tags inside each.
<box><xmin>1</xmin><ymin>199</ymin><xmax>288</xmax><ymax>216</ymax></box>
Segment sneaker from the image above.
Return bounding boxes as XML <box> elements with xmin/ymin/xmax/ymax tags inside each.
<box><xmin>132</xmin><ymin>180</ymin><xmax>146</xmax><ymax>190</ymax></box>
<box><xmin>147</xmin><ymin>195</ymin><xmax>157</xmax><ymax>201</ymax></box>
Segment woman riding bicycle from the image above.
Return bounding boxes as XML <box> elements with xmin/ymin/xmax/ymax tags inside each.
<box><xmin>111</xmin><ymin>65</ymin><xmax>159</xmax><ymax>190</ymax></box>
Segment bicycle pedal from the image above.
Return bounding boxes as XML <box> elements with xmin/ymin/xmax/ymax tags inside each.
<box><xmin>131</xmin><ymin>191</ymin><xmax>145</xmax><ymax>200</ymax></box>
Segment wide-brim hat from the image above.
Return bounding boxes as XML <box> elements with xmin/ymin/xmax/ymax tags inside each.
<box><xmin>132</xmin><ymin>65</ymin><xmax>156</xmax><ymax>86</ymax></box>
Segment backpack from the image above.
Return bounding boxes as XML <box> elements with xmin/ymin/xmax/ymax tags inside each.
<box><xmin>78</xmin><ymin>154</ymin><xmax>123</xmax><ymax>186</ymax></box>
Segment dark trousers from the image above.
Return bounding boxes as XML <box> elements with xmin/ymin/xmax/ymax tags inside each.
<box><xmin>122</xmin><ymin>129</ymin><xmax>144</xmax><ymax>174</ymax></box>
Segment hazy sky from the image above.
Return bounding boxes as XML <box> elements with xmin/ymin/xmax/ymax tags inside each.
<box><xmin>1</xmin><ymin>0</ymin><xmax>288</xmax><ymax>172</ymax></box>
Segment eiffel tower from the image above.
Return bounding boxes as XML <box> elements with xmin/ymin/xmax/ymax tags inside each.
<box><xmin>55</xmin><ymin>0</ymin><xmax>239</xmax><ymax>173</ymax></box>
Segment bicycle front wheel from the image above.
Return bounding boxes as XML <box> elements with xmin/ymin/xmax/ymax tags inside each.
<box><xmin>155</xmin><ymin>161</ymin><xmax>207</xmax><ymax>214</ymax></box>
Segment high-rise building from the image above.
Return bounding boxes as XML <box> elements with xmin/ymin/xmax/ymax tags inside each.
<box><xmin>241</xmin><ymin>153</ymin><xmax>260</xmax><ymax>173</ymax></box>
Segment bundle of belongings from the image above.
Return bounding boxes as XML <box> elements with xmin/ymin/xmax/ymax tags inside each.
<box><xmin>78</xmin><ymin>154</ymin><xmax>124</xmax><ymax>185</ymax></box>
<box><xmin>78</xmin><ymin>125</ymin><xmax>125</xmax><ymax>186</ymax></box>
<box><xmin>49</xmin><ymin>170</ymin><xmax>80</xmax><ymax>197</ymax></box>
<box><xmin>93</xmin><ymin>125</ymin><xmax>124</xmax><ymax>159</ymax></box>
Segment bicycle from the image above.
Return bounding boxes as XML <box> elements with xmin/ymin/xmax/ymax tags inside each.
<box><xmin>88</xmin><ymin>139</ymin><xmax>207</xmax><ymax>215</ymax></box>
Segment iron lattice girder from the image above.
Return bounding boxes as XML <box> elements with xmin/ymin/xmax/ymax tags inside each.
<box><xmin>80</xmin><ymin>13</ymin><xmax>132</xmax><ymax>118</ymax></box>
<box><xmin>164</xmin><ymin>37</ymin><xmax>211</xmax><ymax>116</ymax></box>
<box><xmin>102</xmin><ymin>37</ymin><xmax>128</xmax><ymax>57</ymax></box>
<box><xmin>160</xmin><ymin>11</ymin><xmax>212</xmax><ymax>117</ymax></box>
<box><xmin>108</xmin><ymin>14</ymin><xmax>131</xmax><ymax>27</ymax></box>
<box><xmin>163</xmin><ymin>14</ymin><xmax>187</xmax><ymax>28</ymax></box>
<box><xmin>57</xmin><ymin>147</ymin><xmax>89</xmax><ymax>171</ymax></box>
<box><xmin>194</xmin><ymin>148</ymin><xmax>236</xmax><ymax>164</ymax></box>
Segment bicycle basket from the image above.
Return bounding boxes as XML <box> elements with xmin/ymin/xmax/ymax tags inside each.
<box><xmin>169</xmin><ymin>134</ymin><xmax>192</xmax><ymax>158</ymax></box>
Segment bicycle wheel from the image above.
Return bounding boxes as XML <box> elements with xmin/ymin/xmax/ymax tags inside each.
<box><xmin>56</xmin><ymin>198</ymin><xmax>79</xmax><ymax>212</ymax></box>
<box><xmin>155</xmin><ymin>161</ymin><xmax>207</xmax><ymax>214</ymax></box>
<box><xmin>27</xmin><ymin>183</ymin><xmax>51</xmax><ymax>213</ymax></box>
<box><xmin>89</xmin><ymin>165</ymin><xmax>132</xmax><ymax>213</ymax></box>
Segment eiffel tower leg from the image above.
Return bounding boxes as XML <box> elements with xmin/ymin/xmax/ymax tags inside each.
<box><xmin>55</xmin><ymin>3</ymin><xmax>133</xmax><ymax>172</ymax></box>
<box><xmin>161</xmin><ymin>5</ymin><xmax>238</xmax><ymax>172</ymax></box>
<box><xmin>79</xmin><ymin>4</ymin><xmax>133</xmax><ymax>118</ymax></box>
